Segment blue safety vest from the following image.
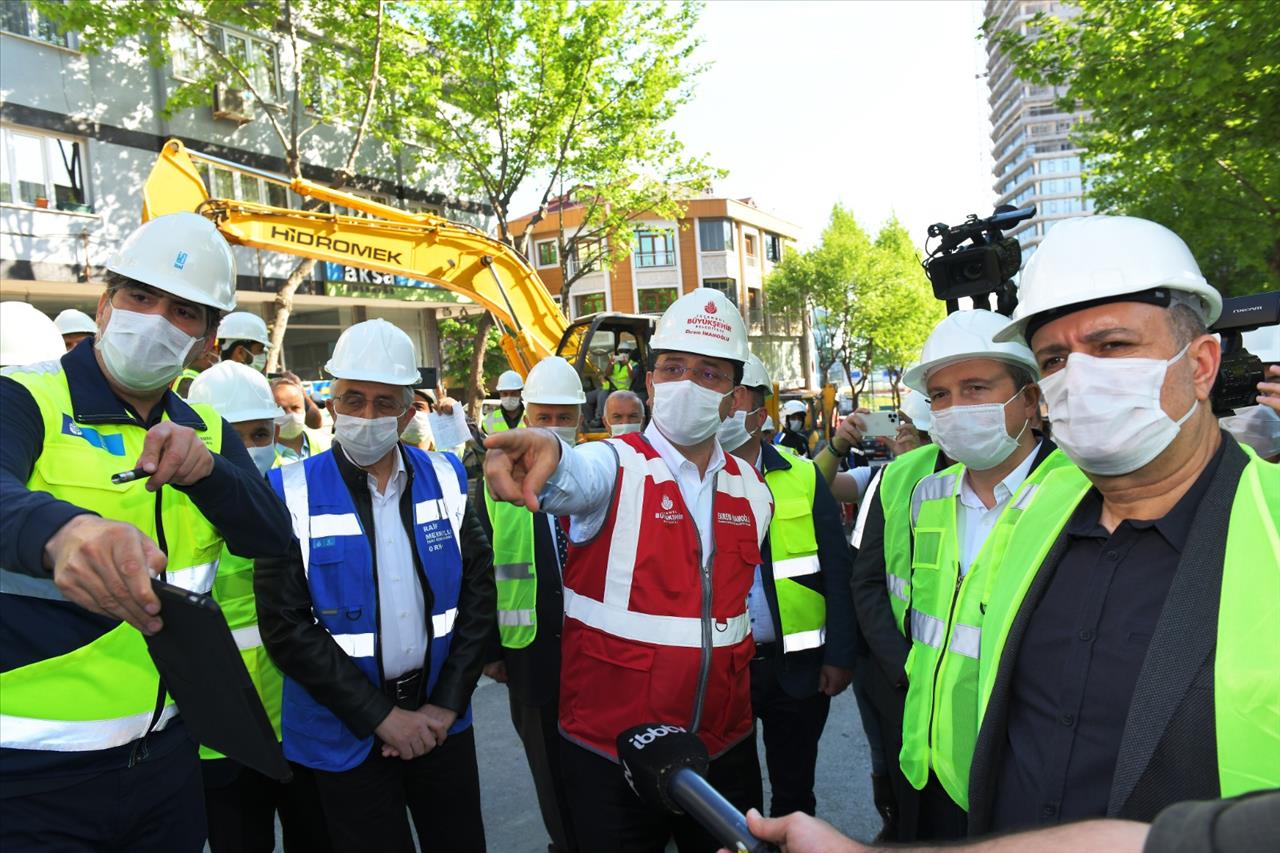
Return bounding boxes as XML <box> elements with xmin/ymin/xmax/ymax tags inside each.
<box><xmin>267</xmin><ymin>445</ymin><xmax>471</xmax><ymax>772</ymax></box>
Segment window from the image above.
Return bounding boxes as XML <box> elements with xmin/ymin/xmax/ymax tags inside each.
<box><xmin>0</xmin><ymin>126</ymin><xmax>87</xmax><ymax>208</ymax></box>
<box><xmin>573</xmin><ymin>292</ymin><xmax>606</xmax><ymax>317</ymax></box>
<box><xmin>169</xmin><ymin>25</ymin><xmax>201</xmax><ymax>80</ymax></box>
<box><xmin>2</xmin><ymin>1</ymin><xmax>73</xmax><ymax>48</ymax></box>
<box><xmin>637</xmin><ymin>286</ymin><xmax>679</xmax><ymax>315</ymax></box>
<box><xmin>747</xmin><ymin>287</ymin><xmax>764</xmax><ymax>330</ymax></box>
<box><xmin>702</xmin><ymin>278</ymin><xmax>738</xmax><ymax>307</ymax></box>
<box><xmin>199</xmin><ymin>162</ymin><xmax>288</xmax><ymax>207</ymax></box>
<box><xmin>566</xmin><ymin>240</ymin><xmax>603</xmax><ymax>277</ymax></box>
<box><xmin>744</xmin><ymin>233</ymin><xmax>756</xmax><ymax>258</ymax></box>
<box><xmin>536</xmin><ymin>240</ymin><xmax>558</xmax><ymax>267</ymax></box>
<box><xmin>698</xmin><ymin>218</ymin><xmax>734</xmax><ymax>252</ymax></box>
<box><xmin>764</xmin><ymin>233</ymin><xmax>782</xmax><ymax>262</ymax></box>
<box><xmin>171</xmin><ymin>24</ymin><xmax>280</xmax><ymax>102</ymax></box>
<box><xmin>632</xmin><ymin>228</ymin><xmax>675</xmax><ymax>268</ymax></box>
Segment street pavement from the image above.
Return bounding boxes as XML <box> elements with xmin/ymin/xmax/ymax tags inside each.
<box><xmin>474</xmin><ymin>675</ymin><xmax>883</xmax><ymax>851</ymax></box>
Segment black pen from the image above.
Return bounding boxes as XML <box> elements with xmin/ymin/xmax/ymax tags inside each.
<box><xmin>111</xmin><ymin>467</ymin><xmax>150</xmax><ymax>485</ymax></box>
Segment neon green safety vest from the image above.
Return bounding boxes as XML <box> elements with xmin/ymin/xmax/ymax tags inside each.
<box><xmin>899</xmin><ymin>448</ymin><xmax>1074</xmax><ymax>808</ymax></box>
<box><xmin>484</xmin><ymin>481</ymin><xmax>538</xmax><ymax>648</ymax></box>
<box><xmin>483</xmin><ymin>409</ymin><xmax>522</xmax><ymax>435</ymax></box>
<box><xmin>764</xmin><ymin>448</ymin><xmax>826</xmax><ymax>653</ymax></box>
<box><xmin>170</xmin><ymin>367</ymin><xmax>200</xmax><ymax>398</ymax></box>
<box><xmin>605</xmin><ymin>362</ymin><xmax>633</xmax><ymax>391</ymax></box>
<box><xmin>1</xmin><ymin>364</ymin><xmax>224</xmax><ymax>752</ymax></box>
<box><xmin>200</xmin><ymin>452</ymin><xmax>284</xmax><ymax>760</ymax></box>
<box><xmin>979</xmin><ymin>450</ymin><xmax>1280</xmax><ymax>800</ymax></box>
<box><xmin>877</xmin><ymin>444</ymin><xmax>942</xmax><ymax>634</ymax></box>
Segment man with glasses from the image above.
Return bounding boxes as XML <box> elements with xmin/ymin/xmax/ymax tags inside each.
<box><xmin>485</xmin><ymin>289</ymin><xmax>774</xmax><ymax>852</ymax></box>
<box><xmin>254</xmin><ymin>319</ymin><xmax>494</xmax><ymax>853</ymax></box>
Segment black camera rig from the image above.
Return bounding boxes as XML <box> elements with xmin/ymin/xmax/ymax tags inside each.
<box><xmin>1210</xmin><ymin>291</ymin><xmax>1279</xmax><ymax>415</ymax></box>
<box><xmin>922</xmin><ymin>205</ymin><xmax>1035</xmax><ymax>315</ymax></box>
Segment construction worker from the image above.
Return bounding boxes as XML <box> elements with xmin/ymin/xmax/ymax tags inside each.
<box><xmin>590</xmin><ymin>340</ymin><xmax>641</xmax><ymax>426</ymax></box>
<box><xmin>0</xmin><ymin>212</ymin><xmax>294</xmax><ymax>852</ymax></box>
<box><xmin>186</xmin><ymin>361</ymin><xmax>332</xmax><ymax>853</ymax></box>
<box><xmin>777</xmin><ymin>399</ymin><xmax>811</xmax><ymax>457</ymax></box>
<box><xmin>485</xmin><ymin>369</ymin><xmax>526</xmax><ymax>434</ymax></box>
<box><xmin>760</xmin><ymin>414</ymin><xmax>777</xmax><ymax>445</ymax></box>
<box><xmin>217</xmin><ymin>311</ymin><xmax>272</xmax><ymax>373</ymax></box>
<box><xmin>271</xmin><ymin>374</ymin><xmax>331</xmax><ymax>463</ymax></box>
<box><xmin>0</xmin><ymin>301</ymin><xmax>64</xmax><ymax>369</ymax></box>
<box><xmin>894</xmin><ymin>310</ymin><xmax>1069</xmax><ymax>839</ymax></box>
<box><xmin>718</xmin><ymin>354</ymin><xmax>856</xmax><ymax>817</ymax></box>
<box><xmin>53</xmin><ymin>307</ymin><xmax>99</xmax><ymax>352</ymax></box>
<box><xmin>401</xmin><ymin>387</ymin><xmax>436</xmax><ymax>451</ymax></box>
<box><xmin>895</xmin><ymin>390</ymin><xmax>933</xmax><ymax>456</ymax></box>
<box><xmin>484</xmin><ymin>288</ymin><xmax>774</xmax><ymax>852</ymax></box>
<box><xmin>480</xmin><ymin>356</ymin><xmax>585</xmax><ymax>853</ymax></box>
<box><xmin>603</xmin><ymin>388</ymin><xmax>645</xmax><ymax>435</ymax></box>
<box><xmin>968</xmin><ymin>216</ymin><xmax>1280</xmax><ymax>832</ymax></box>
<box><xmin>254</xmin><ymin>319</ymin><xmax>494</xmax><ymax>853</ymax></box>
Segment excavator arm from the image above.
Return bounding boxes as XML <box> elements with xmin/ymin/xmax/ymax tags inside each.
<box><xmin>140</xmin><ymin>139</ymin><xmax>568</xmax><ymax>374</ymax></box>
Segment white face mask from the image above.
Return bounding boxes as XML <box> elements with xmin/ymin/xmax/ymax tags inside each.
<box><xmin>400</xmin><ymin>410</ymin><xmax>433</xmax><ymax>445</ymax></box>
<box><xmin>1039</xmin><ymin>344</ymin><xmax>1197</xmax><ymax>476</ymax></box>
<box><xmin>928</xmin><ymin>388</ymin><xmax>1028</xmax><ymax>472</ymax></box>
<box><xmin>277</xmin><ymin>411</ymin><xmax>306</xmax><ymax>439</ymax></box>
<box><xmin>716</xmin><ymin>408</ymin><xmax>761</xmax><ymax>453</ymax></box>
<box><xmin>246</xmin><ymin>444</ymin><xmax>276</xmax><ymax>475</ymax></box>
<box><xmin>652</xmin><ymin>379</ymin><xmax>729</xmax><ymax>446</ymax></box>
<box><xmin>550</xmin><ymin>425</ymin><xmax>579</xmax><ymax>445</ymax></box>
<box><xmin>96</xmin><ymin>307</ymin><xmax>197</xmax><ymax>393</ymax></box>
<box><xmin>1219</xmin><ymin>404</ymin><xmax>1280</xmax><ymax>459</ymax></box>
<box><xmin>334</xmin><ymin>413</ymin><xmax>402</xmax><ymax>467</ymax></box>
<box><xmin>787</xmin><ymin>416</ymin><xmax>804</xmax><ymax>432</ymax></box>
<box><xmin>610</xmin><ymin>422</ymin><xmax>642</xmax><ymax>436</ymax></box>
<box><xmin>250</xmin><ymin>351</ymin><xmax>268</xmax><ymax>373</ymax></box>
<box><xmin>500</xmin><ymin>396</ymin><xmax>522</xmax><ymax>412</ymax></box>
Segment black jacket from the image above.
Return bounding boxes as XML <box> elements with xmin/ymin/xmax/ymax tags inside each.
<box><xmin>477</xmin><ymin>498</ymin><xmax>565</xmax><ymax>708</ymax></box>
<box><xmin>757</xmin><ymin>442</ymin><xmax>857</xmax><ymax>697</ymax></box>
<box><xmin>255</xmin><ymin>444</ymin><xmax>495</xmax><ymax>740</ymax></box>
<box><xmin>967</xmin><ymin>438</ymin><xmax>1250</xmax><ymax>833</ymax></box>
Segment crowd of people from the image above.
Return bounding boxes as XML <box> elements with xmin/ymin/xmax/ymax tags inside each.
<box><xmin>0</xmin><ymin>210</ymin><xmax>1277</xmax><ymax>853</ymax></box>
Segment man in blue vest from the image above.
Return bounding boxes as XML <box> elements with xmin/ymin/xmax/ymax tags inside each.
<box><xmin>0</xmin><ymin>213</ymin><xmax>294</xmax><ymax>851</ymax></box>
<box><xmin>718</xmin><ymin>355</ymin><xmax>856</xmax><ymax>817</ymax></box>
<box><xmin>254</xmin><ymin>319</ymin><xmax>495</xmax><ymax>853</ymax></box>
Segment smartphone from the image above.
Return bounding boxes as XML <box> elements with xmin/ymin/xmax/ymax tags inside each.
<box><xmin>860</xmin><ymin>411</ymin><xmax>900</xmax><ymax>438</ymax></box>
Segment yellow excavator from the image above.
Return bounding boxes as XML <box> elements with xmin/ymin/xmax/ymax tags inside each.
<box><xmin>141</xmin><ymin>139</ymin><xmax>655</xmax><ymax>438</ymax></box>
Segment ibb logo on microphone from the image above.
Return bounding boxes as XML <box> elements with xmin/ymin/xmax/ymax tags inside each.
<box><xmin>628</xmin><ymin>724</ymin><xmax>685</xmax><ymax>750</ymax></box>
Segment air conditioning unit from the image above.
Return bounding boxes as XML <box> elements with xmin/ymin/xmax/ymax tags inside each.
<box><xmin>212</xmin><ymin>82</ymin><xmax>254</xmax><ymax>123</ymax></box>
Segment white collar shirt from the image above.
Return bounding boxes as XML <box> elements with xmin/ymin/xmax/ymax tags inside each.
<box><xmin>956</xmin><ymin>441</ymin><xmax>1040</xmax><ymax>576</ymax></box>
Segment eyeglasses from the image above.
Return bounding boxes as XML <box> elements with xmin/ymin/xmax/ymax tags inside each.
<box><xmin>654</xmin><ymin>362</ymin><xmax>732</xmax><ymax>388</ymax></box>
<box><xmin>335</xmin><ymin>392</ymin><xmax>408</xmax><ymax>418</ymax></box>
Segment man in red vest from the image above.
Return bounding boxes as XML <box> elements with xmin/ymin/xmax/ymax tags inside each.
<box><xmin>485</xmin><ymin>288</ymin><xmax>774</xmax><ymax>852</ymax></box>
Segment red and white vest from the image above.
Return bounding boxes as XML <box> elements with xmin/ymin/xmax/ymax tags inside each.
<box><xmin>558</xmin><ymin>433</ymin><xmax>774</xmax><ymax>759</ymax></box>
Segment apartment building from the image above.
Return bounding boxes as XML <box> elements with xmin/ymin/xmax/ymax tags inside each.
<box><xmin>984</xmin><ymin>0</ymin><xmax>1093</xmax><ymax>257</ymax></box>
<box><xmin>0</xmin><ymin>1</ymin><xmax>488</xmax><ymax>378</ymax></box>
<box><xmin>507</xmin><ymin>194</ymin><xmax>808</xmax><ymax>387</ymax></box>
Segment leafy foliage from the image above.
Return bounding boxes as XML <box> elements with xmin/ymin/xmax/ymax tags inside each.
<box><xmin>986</xmin><ymin>0</ymin><xmax>1280</xmax><ymax>295</ymax></box>
<box><xmin>438</xmin><ymin>314</ymin><xmax>506</xmax><ymax>392</ymax></box>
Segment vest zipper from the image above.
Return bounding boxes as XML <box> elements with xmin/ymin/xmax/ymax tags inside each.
<box><xmin>689</xmin><ymin>535</ymin><xmax>713</xmax><ymax>734</ymax></box>
<box><xmin>134</xmin><ymin>487</ymin><xmax>170</xmax><ymax>765</ymax></box>
<box><xmin>924</xmin><ymin>559</ymin><xmax>966</xmax><ymax>763</ymax></box>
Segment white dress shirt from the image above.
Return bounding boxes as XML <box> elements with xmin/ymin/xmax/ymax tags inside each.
<box><xmin>956</xmin><ymin>442</ymin><xmax>1040</xmax><ymax>576</ymax></box>
<box><xmin>359</xmin><ymin>448</ymin><xmax>429</xmax><ymax>680</ymax></box>
<box><xmin>539</xmin><ymin>422</ymin><xmax>726</xmax><ymax>562</ymax></box>
<box><xmin>743</xmin><ymin>446</ymin><xmax>778</xmax><ymax>643</ymax></box>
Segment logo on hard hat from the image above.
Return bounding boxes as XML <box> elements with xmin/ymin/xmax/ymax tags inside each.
<box><xmin>174</xmin><ymin>251</ymin><xmax>189</xmax><ymax>270</ymax></box>
<box><xmin>704</xmin><ymin>301</ymin><xmax>717</xmax><ymax>314</ymax></box>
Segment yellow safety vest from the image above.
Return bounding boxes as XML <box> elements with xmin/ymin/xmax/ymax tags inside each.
<box><xmin>764</xmin><ymin>448</ymin><xmax>826</xmax><ymax>653</ymax></box>
<box><xmin>877</xmin><ymin>445</ymin><xmax>942</xmax><ymax>633</ymax></box>
<box><xmin>484</xmin><ymin>482</ymin><xmax>537</xmax><ymax>648</ymax></box>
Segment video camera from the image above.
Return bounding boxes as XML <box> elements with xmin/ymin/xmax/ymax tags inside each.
<box><xmin>923</xmin><ymin>205</ymin><xmax>1036</xmax><ymax>315</ymax></box>
<box><xmin>1210</xmin><ymin>291</ymin><xmax>1279</xmax><ymax>416</ymax></box>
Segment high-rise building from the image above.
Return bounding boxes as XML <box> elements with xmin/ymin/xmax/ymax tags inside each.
<box><xmin>984</xmin><ymin>0</ymin><xmax>1093</xmax><ymax>257</ymax></box>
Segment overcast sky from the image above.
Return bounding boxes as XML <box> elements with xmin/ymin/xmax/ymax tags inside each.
<box><xmin>512</xmin><ymin>0</ymin><xmax>995</xmax><ymax>251</ymax></box>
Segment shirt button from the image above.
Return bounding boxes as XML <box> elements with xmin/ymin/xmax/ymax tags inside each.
<box><xmin>1104</xmin><ymin>550</ymin><xmax>1119</xmax><ymax>561</ymax></box>
<box><xmin>1078</xmin><ymin>629</ymin><xmax>1094</xmax><ymax>641</ymax></box>
<box><xmin>1060</xmin><ymin>713</ymin><xmax>1074</xmax><ymax>727</ymax></box>
<box><xmin>1041</xmin><ymin>803</ymin><xmax>1058</xmax><ymax>818</ymax></box>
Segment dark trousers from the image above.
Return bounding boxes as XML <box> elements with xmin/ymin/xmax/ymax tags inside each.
<box><xmin>916</xmin><ymin>773</ymin><xmax>967</xmax><ymax>841</ymax></box>
<box><xmin>510</xmin><ymin>692</ymin><xmax>578</xmax><ymax>852</ymax></box>
<box><xmin>749</xmin><ymin>654</ymin><xmax>832</xmax><ymax>817</ymax></box>
<box><xmin>561</xmin><ymin>733</ymin><xmax>762</xmax><ymax>853</ymax></box>
<box><xmin>311</xmin><ymin>726</ymin><xmax>486</xmax><ymax>853</ymax></box>
<box><xmin>858</xmin><ymin>654</ymin><xmax>919</xmax><ymax>842</ymax></box>
<box><xmin>202</xmin><ymin>758</ymin><xmax>332</xmax><ymax>853</ymax></box>
<box><xmin>0</xmin><ymin>741</ymin><xmax>206</xmax><ymax>853</ymax></box>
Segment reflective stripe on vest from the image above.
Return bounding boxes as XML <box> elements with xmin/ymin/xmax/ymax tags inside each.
<box><xmin>485</xmin><ymin>481</ymin><xmax>538</xmax><ymax>649</ymax></box>
<box><xmin>232</xmin><ymin>625</ymin><xmax>263</xmax><ymax>652</ymax></box>
<box><xmin>764</xmin><ymin>452</ymin><xmax>827</xmax><ymax>655</ymax></box>
<box><xmin>878</xmin><ymin>445</ymin><xmax>942</xmax><ymax>634</ymax></box>
<box><xmin>1</xmin><ymin>365</ymin><xmax>224</xmax><ymax>753</ymax></box>
<box><xmin>563</xmin><ymin>587</ymin><xmax>750</xmax><ymax>647</ymax></box>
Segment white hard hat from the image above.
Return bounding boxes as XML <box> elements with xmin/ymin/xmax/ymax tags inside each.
<box><xmin>1242</xmin><ymin>325</ymin><xmax>1280</xmax><ymax>364</ymax></box>
<box><xmin>742</xmin><ymin>354</ymin><xmax>772</xmax><ymax>397</ymax></box>
<box><xmin>523</xmin><ymin>356</ymin><xmax>586</xmax><ymax>405</ymax></box>
<box><xmin>0</xmin><ymin>302</ymin><xmax>64</xmax><ymax>367</ymax></box>
<box><xmin>781</xmin><ymin>399</ymin><xmax>806</xmax><ymax>417</ymax></box>
<box><xmin>761</xmin><ymin>415</ymin><xmax>776</xmax><ymax>431</ymax></box>
<box><xmin>187</xmin><ymin>360</ymin><xmax>284</xmax><ymax>423</ymax></box>
<box><xmin>495</xmin><ymin>369</ymin><xmax>524</xmax><ymax>392</ymax></box>
<box><xmin>650</xmin><ymin>288</ymin><xmax>749</xmax><ymax>365</ymax></box>
<box><xmin>903</xmin><ymin>310</ymin><xmax>1039</xmax><ymax>394</ymax></box>
<box><xmin>324</xmin><ymin>318</ymin><xmax>419</xmax><ymax>385</ymax></box>
<box><xmin>106</xmin><ymin>212</ymin><xmax>237</xmax><ymax>312</ymax></box>
<box><xmin>217</xmin><ymin>311</ymin><xmax>272</xmax><ymax>347</ymax></box>
<box><xmin>900</xmin><ymin>390</ymin><xmax>933</xmax><ymax>431</ymax></box>
<box><xmin>995</xmin><ymin>215</ymin><xmax>1222</xmax><ymax>346</ymax></box>
<box><xmin>54</xmin><ymin>308</ymin><xmax>97</xmax><ymax>336</ymax></box>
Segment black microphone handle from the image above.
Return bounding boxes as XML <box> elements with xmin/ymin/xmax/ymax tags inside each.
<box><xmin>666</xmin><ymin>767</ymin><xmax>780</xmax><ymax>853</ymax></box>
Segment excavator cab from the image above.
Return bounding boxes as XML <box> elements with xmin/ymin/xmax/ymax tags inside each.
<box><xmin>556</xmin><ymin>313</ymin><xmax>656</xmax><ymax>442</ymax></box>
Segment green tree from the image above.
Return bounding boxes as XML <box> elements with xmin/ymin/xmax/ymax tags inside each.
<box><xmin>986</xmin><ymin>0</ymin><xmax>1280</xmax><ymax>295</ymax></box>
<box><xmin>438</xmin><ymin>314</ymin><xmax>507</xmax><ymax>393</ymax></box>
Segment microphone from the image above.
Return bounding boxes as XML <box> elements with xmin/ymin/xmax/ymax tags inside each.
<box><xmin>616</xmin><ymin>723</ymin><xmax>779</xmax><ymax>853</ymax></box>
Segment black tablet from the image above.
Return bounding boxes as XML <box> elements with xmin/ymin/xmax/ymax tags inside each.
<box><xmin>145</xmin><ymin>579</ymin><xmax>291</xmax><ymax>781</ymax></box>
